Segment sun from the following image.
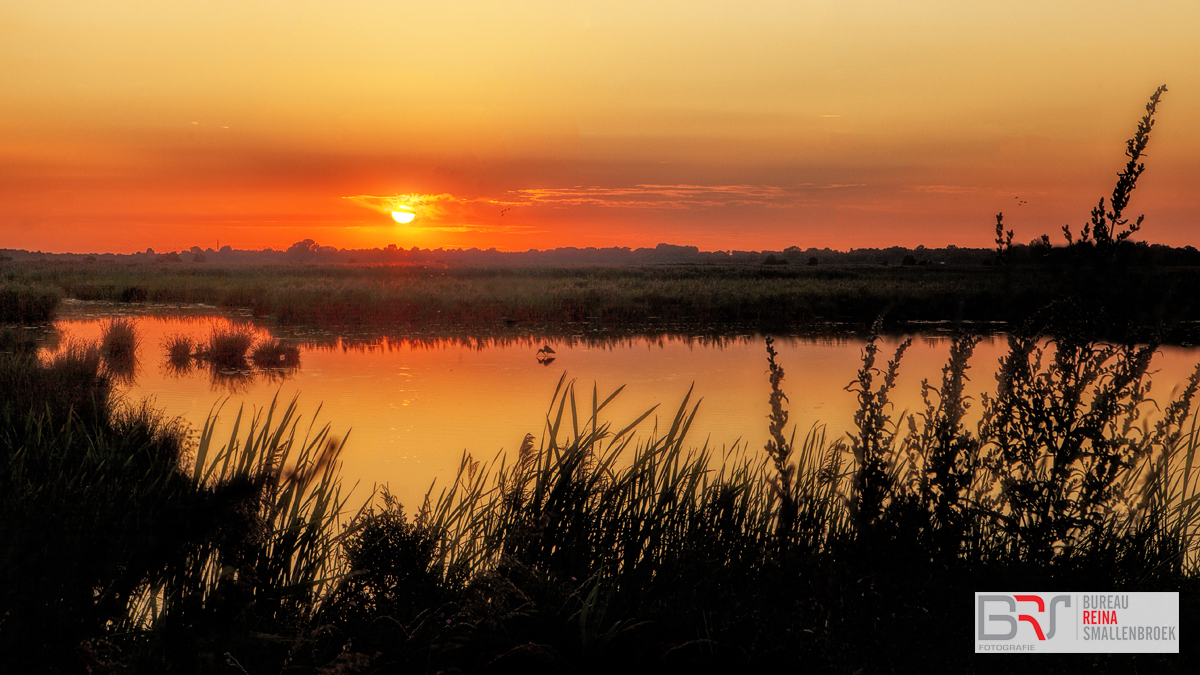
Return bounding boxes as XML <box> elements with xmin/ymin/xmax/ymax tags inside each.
<box><xmin>391</xmin><ymin>207</ymin><xmax>415</xmax><ymax>224</ymax></box>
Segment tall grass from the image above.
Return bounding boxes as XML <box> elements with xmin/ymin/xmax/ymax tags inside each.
<box><xmin>309</xmin><ymin>321</ymin><xmax>1200</xmax><ymax>671</ymax></box>
<box><xmin>0</xmin><ymin>338</ymin><xmax>358</xmax><ymax>672</ymax></box>
<box><xmin>419</xmin><ymin>376</ymin><xmax>776</xmax><ymax>585</ymax></box>
<box><xmin>187</xmin><ymin>394</ymin><xmax>360</xmax><ymax>620</ymax></box>
<box><xmin>0</xmin><ymin>282</ymin><xmax>60</xmax><ymax>323</ymax></box>
<box><xmin>313</xmin><ymin>376</ymin><xmax>788</xmax><ymax>668</ymax></box>
<box><xmin>2</xmin><ymin>345</ymin><xmax>198</xmax><ymax>671</ymax></box>
<box><xmin>835</xmin><ymin>323</ymin><xmax>1200</xmax><ymax>579</ymax></box>
<box><xmin>119</xmin><ymin>394</ymin><xmax>362</xmax><ymax>672</ymax></box>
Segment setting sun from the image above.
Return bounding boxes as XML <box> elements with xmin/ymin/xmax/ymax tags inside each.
<box><xmin>391</xmin><ymin>209</ymin><xmax>415</xmax><ymax>224</ymax></box>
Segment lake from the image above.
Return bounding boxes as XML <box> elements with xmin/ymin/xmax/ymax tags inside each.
<box><xmin>45</xmin><ymin>300</ymin><xmax>1200</xmax><ymax>511</ymax></box>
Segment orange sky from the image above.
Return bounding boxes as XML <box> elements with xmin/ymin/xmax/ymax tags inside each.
<box><xmin>2</xmin><ymin>1</ymin><xmax>1198</xmax><ymax>254</ymax></box>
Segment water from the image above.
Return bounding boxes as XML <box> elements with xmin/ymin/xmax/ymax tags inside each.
<box><xmin>46</xmin><ymin>301</ymin><xmax>1200</xmax><ymax>511</ymax></box>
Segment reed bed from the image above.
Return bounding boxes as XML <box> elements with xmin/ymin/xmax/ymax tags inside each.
<box><xmin>307</xmin><ymin>320</ymin><xmax>1200</xmax><ymax>672</ymax></box>
<box><xmin>0</xmin><ymin>342</ymin><xmax>359</xmax><ymax>673</ymax></box>
<box><xmin>11</xmin><ymin>258</ymin><xmax>1200</xmax><ymax>338</ymax></box>
<box><xmin>6</xmin><ymin>311</ymin><xmax>1200</xmax><ymax>672</ymax></box>
<box><xmin>0</xmin><ymin>281</ymin><xmax>61</xmax><ymax>323</ymax></box>
<box><xmin>418</xmin><ymin>376</ymin><xmax>778</xmax><ymax>585</ymax></box>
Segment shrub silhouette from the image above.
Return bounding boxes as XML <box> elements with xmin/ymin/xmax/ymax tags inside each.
<box><xmin>1061</xmin><ymin>85</ymin><xmax>1168</xmax><ymax>255</ymax></box>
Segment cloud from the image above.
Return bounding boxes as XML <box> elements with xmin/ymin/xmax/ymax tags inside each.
<box><xmin>908</xmin><ymin>185</ymin><xmax>978</xmax><ymax>194</ymax></box>
<box><xmin>510</xmin><ymin>183</ymin><xmax>858</xmax><ymax>210</ymax></box>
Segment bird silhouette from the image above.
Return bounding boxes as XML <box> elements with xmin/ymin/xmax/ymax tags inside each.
<box><xmin>536</xmin><ymin>345</ymin><xmax>556</xmax><ymax>356</ymax></box>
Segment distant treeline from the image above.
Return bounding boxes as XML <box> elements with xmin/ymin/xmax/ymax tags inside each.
<box><xmin>7</xmin><ymin>238</ymin><xmax>1200</xmax><ymax>267</ymax></box>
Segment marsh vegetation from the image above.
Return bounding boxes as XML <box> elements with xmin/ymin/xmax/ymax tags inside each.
<box><xmin>11</xmin><ymin>260</ymin><xmax>1200</xmax><ymax>344</ymax></box>
<box><xmin>3</xmin><ymin>310</ymin><xmax>1199</xmax><ymax>672</ymax></box>
<box><xmin>159</xmin><ymin>324</ymin><xmax>302</xmax><ymax>391</ymax></box>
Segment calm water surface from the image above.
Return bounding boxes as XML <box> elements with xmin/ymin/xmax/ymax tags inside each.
<box><xmin>47</xmin><ymin>301</ymin><xmax>1200</xmax><ymax>510</ymax></box>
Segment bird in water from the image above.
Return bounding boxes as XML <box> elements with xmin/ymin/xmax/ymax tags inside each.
<box><xmin>536</xmin><ymin>345</ymin><xmax>556</xmax><ymax>356</ymax></box>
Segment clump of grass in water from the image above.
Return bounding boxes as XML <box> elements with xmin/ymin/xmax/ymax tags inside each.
<box><xmin>162</xmin><ymin>333</ymin><xmax>195</xmax><ymax>376</ymax></box>
<box><xmin>197</xmin><ymin>325</ymin><xmax>256</xmax><ymax>370</ymax></box>
<box><xmin>100</xmin><ymin>318</ymin><xmax>138</xmax><ymax>361</ymax></box>
<box><xmin>2</xmin><ymin>339</ymin><xmax>113</xmax><ymax>423</ymax></box>
<box><xmin>99</xmin><ymin>318</ymin><xmax>139</xmax><ymax>382</ymax></box>
<box><xmin>251</xmin><ymin>338</ymin><xmax>301</xmax><ymax>369</ymax></box>
<box><xmin>163</xmin><ymin>333</ymin><xmax>194</xmax><ymax>362</ymax></box>
<box><xmin>161</xmin><ymin>329</ymin><xmax>303</xmax><ymax>392</ymax></box>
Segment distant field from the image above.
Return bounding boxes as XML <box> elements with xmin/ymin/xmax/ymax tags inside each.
<box><xmin>5</xmin><ymin>259</ymin><xmax>1200</xmax><ymax>338</ymax></box>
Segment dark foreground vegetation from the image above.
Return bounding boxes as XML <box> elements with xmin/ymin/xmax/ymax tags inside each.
<box><xmin>3</xmin><ymin>305</ymin><xmax>1200</xmax><ymax>673</ymax></box>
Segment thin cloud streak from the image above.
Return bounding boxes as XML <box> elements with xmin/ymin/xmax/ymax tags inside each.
<box><xmin>908</xmin><ymin>185</ymin><xmax>980</xmax><ymax>194</ymax></box>
<box><xmin>511</xmin><ymin>183</ymin><xmax>866</xmax><ymax>210</ymax></box>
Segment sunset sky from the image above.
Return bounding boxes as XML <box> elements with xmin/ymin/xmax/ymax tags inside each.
<box><xmin>2</xmin><ymin>1</ymin><xmax>1198</xmax><ymax>254</ymax></box>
